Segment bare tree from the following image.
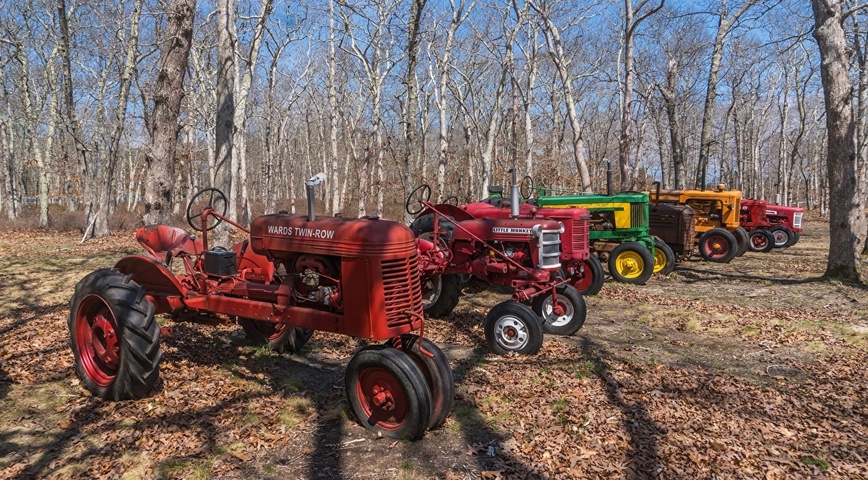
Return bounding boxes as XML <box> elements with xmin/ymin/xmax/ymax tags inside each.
<box><xmin>402</xmin><ymin>0</ymin><xmax>427</xmax><ymax>221</ymax></box>
<box><xmin>811</xmin><ymin>0</ymin><xmax>866</xmax><ymax>281</ymax></box>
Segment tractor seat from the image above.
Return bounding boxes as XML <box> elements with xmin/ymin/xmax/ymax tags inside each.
<box><xmin>136</xmin><ymin>225</ymin><xmax>203</xmax><ymax>262</ymax></box>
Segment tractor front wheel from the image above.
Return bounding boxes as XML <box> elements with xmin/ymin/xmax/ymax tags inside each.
<box><xmin>653</xmin><ymin>240</ymin><xmax>676</xmax><ymax>275</ymax></box>
<box><xmin>733</xmin><ymin>227</ymin><xmax>750</xmax><ymax>257</ymax></box>
<box><xmin>608</xmin><ymin>242</ymin><xmax>654</xmax><ymax>284</ymax></box>
<box><xmin>532</xmin><ymin>285</ymin><xmax>586</xmax><ymax>336</ymax></box>
<box><xmin>698</xmin><ymin>228</ymin><xmax>738</xmax><ymax>263</ymax></box>
<box><xmin>769</xmin><ymin>226</ymin><xmax>793</xmax><ymax>248</ymax></box>
<box><xmin>421</xmin><ymin>274</ymin><xmax>461</xmax><ymax>318</ymax></box>
<box><xmin>69</xmin><ymin>269</ymin><xmax>161</xmax><ymax>401</ymax></box>
<box><xmin>484</xmin><ymin>301</ymin><xmax>543</xmax><ymax>355</ymax></box>
<box><xmin>748</xmin><ymin>229</ymin><xmax>775</xmax><ymax>253</ymax></box>
<box><xmin>388</xmin><ymin>335</ymin><xmax>454</xmax><ymax>430</ymax></box>
<box><xmin>345</xmin><ymin>346</ymin><xmax>432</xmax><ymax>440</ymax></box>
<box><xmin>787</xmin><ymin>231</ymin><xmax>801</xmax><ymax>247</ymax></box>
<box><xmin>568</xmin><ymin>256</ymin><xmax>604</xmax><ymax>296</ymax></box>
<box><xmin>239</xmin><ymin>319</ymin><xmax>313</xmax><ymax>354</ymax></box>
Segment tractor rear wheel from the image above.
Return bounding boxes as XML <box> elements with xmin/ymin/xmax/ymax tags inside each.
<box><xmin>532</xmin><ymin>285</ymin><xmax>586</xmax><ymax>336</ymax></box>
<box><xmin>568</xmin><ymin>256</ymin><xmax>604</xmax><ymax>296</ymax></box>
<box><xmin>652</xmin><ymin>240</ymin><xmax>676</xmax><ymax>275</ymax></box>
<box><xmin>769</xmin><ymin>226</ymin><xmax>793</xmax><ymax>248</ymax></box>
<box><xmin>345</xmin><ymin>346</ymin><xmax>432</xmax><ymax>440</ymax></box>
<box><xmin>389</xmin><ymin>334</ymin><xmax>454</xmax><ymax>430</ymax></box>
<box><xmin>239</xmin><ymin>319</ymin><xmax>313</xmax><ymax>354</ymax></box>
<box><xmin>733</xmin><ymin>227</ymin><xmax>750</xmax><ymax>257</ymax></box>
<box><xmin>698</xmin><ymin>228</ymin><xmax>738</xmax><ymax>263</ymax></box>
<box><xmin>69</xmin><ymin>269</ymin><xmax>161</xmax><ymax>401</ymax></box>
<box><xmin>748</xmin><ymin>229</ymin><xmax>775</xmax><ymax>253</ymax></box>
<box><xmin>421</xmin><ymin>274</ymin><xmax>461</xmax><ymax>318</ymax></box>
<box><xmin>409</xmin><ymin>213</ymin><xmax>455</xmax><ymax>241</ymax></box>
<box><xmin>787</xmin><ymin>231</ymin><xmax>801</xmax><ymax>247</ymax></box>
<box><xmin>608</xmin><ymin>242</ymin><xmax>654</xmax><ymax>284</ymax></box>
<box><xmin>484</xmin><ymin>301</ymin><xmax>543</xmax><ymax>355</ymax></box>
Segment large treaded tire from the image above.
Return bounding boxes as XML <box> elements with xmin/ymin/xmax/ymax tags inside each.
<box><xmin>69</xmin><ymin>269</ymin><xmax>161</xmax><ymax>401</ymax></box>
<box><xmin>239</xmin><ymin>319</ymin><xmax>313</xmax><ymax>354</ymax></box>
<box><xmin>422</xmin><ymin>274</ymin><xmax>462</xmax><ymax>318</ymax></box>
<box><xmin>484</xmin><ymin>301</ymin><xmax>543</xmax><ymax>355</ymax></box>
<box><xmin>391</xmin><ymin>334</ymin><xmax>454</xmax><ymax>430</ymax></box>
<box><xmin>769</xmin><ymin>226</ymin><xmax>793</xmax><ymax>248</ymax></box>
<box><xmin>409</xmin><ymin>213</ymin><xmax>455</xmax><ymax>240</ymax></box>
<box><xmin>532</xmin><ymin>285</ymin><xmax>586</xmax><ymax>336</ymax></box>
<box><xmin>786</xmin><ymin>231</ymin><xmax>801</xmax><ymax>247</ymax></box>
<box><xmin>568</xmin><ymin>256</ymin><xmax>604</xmax><ymax>296</ymax></box>
<box><xmin>748</xmin><ymin>229</ymin><xmax>775</xmax><ymax>253</ymax></box>
<box><xmin>608</xmin><ymin>242</ymin><xmax>654</xmax><ymax>285</ymax></box>
<box><xmin>652</xmin><ymin>240</ymin><xmax>676</xmax><ymax>275</ymax></box>
<box><xmin>733</xmin><ymin>227</ymin><xmax>750</xmax><ymax>257</ymax></box>
<box><xmin>698</xmin><ymin>228</ymin><xmax>738</xmax><ymax>263</ymax></box>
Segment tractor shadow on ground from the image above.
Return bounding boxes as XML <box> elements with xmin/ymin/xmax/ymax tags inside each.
<box><xmin>674</xmin><ymin>265</ymin><xmax>827</xmax><ymax>286</ymax></box>
<box><xmin>0</xmin><ymin>365</ymin><xmax>9</xmax><ymax>401</ymax></box>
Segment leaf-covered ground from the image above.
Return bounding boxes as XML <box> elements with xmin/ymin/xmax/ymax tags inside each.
<box><xmin>1</xmin><ymin>216</ymin><xmax>866</xmax><ymax>479</ymax></box>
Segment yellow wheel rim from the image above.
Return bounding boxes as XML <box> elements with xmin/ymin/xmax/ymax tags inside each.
<box><xmin>653</xmin><ymin>249</ymin><xmax>666</xmax><ymax>273</ymax></box>
<box><xmin>615</xmin><ymin>251</ymin><xmax>645</xmax><ymax>279</ymax></box>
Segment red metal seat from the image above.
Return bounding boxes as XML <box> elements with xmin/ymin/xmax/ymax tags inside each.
<box><xmin>135</xmin><ymin>225</ymin><xmax>203</xmax><ymax>262</ymax></box>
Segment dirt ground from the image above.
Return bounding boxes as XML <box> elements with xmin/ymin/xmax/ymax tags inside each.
<box><xmin>0</xmin><ymin>214</ymin><xmax>866</xmax><ymax>479</ymax></box>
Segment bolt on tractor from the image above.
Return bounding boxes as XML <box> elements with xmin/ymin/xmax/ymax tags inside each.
<box><xmin>740</xmin><ymin>199</ymin><xmax>804</xmax><ymax>249</ymax></box>
<box><xmin>651</xmin><ymin>184</ymin><xmax>747</xmax><ymax>263</ymax></box>
<box><xmin>527</xmin><ymin>171</ymin><xmax>663</xmax><ymax>282</ymax></box>
<box><xmin>460</xmin><ymin>170</ymin><xmax>604</xmax><ymax>296</ymax></box>
<box><xmin>68</xmin><ymin>174</ymin><xmax>453</xmax><ymax>440</ymax></box>
<box><xmin>406</xmin><ymin>183</ymin><xmax>586</xmax><ymax>355</ymax></box>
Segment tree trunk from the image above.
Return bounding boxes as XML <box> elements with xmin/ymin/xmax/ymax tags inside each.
<box><xmin>143</xmin><ymin>0</ymin><xmax>196</xmax><ymax>226</ymax></box>
<box><xmin>212</xmin><ymin>0</ymin><xmax>235</xmax><ymax>243</ymax></box>
<box><xmin>811</xmin><ymin>0</ymin><xmax>866</xmax><ymax>282</ymax></box>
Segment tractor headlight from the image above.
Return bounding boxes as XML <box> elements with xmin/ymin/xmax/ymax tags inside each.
<box><xmin>532</xmin><ymin>224</ymin><xmax>543</xmax><ymax>238</ymax></box>
<box><xmin>558</xmin><ymin>222</ymin><xmax>565</xmax><ymax>234</ymax></box>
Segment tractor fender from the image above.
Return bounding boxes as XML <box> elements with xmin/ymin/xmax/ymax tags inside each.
<box><xmin>417</xmin><ymin>204</ymin><xmax>475</xmax><ymax>223</ymax></box>
<box><xmin>114</xmin><ymin>255</ymin><xmax>187</xmax><ymax>299</ymax></box>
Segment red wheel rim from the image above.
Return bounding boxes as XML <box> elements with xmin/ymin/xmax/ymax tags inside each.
<box><xmin>703</xmin><ymin>234</ymin><xmax>730</xmax><ymax>259</ymax></box>
<box><xmin>571</xmin><ymin>262</ymin><xmax>592</xmax><ymax>292</ymax></box>
<box><xmin>355</xmin><ymin>367</ymin><xmax>408</xmax><ymax>431</ymax></box>
<box><xmin>75</xmin><ymin>295</ymin><xmax>120</xmax><ymax>387</ymax></box>
<box><xmin>751</xmin><ymin>236</ymin><xmax>767</xmax><ymax>249</ymax></box>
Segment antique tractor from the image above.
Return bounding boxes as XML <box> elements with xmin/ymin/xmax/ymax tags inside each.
<box><xmin>68</xmin><ymin>174</ymin><xmax>453</xmax><ymax>440</ymax></box>
<box><xmin>647</xmin><ymin>183</ymin><xmax>697</xmax><ymax>267</ymax></box>
<box><xmin>406</xmin><ymin>183</ymin><xmax>585</xmax><ymax>355</ymax></box>
<box><xmin>738</xmin><ymin>198</ymin><xmax>776</xmax><ymax>252</ymax></box>
<box><xmin>740</xmin><ymin>199</ymin><xmax>804</xmax><ymax>248</ymax></box>
<box><xmin>652</xmin><ymin>185</ymin><xmax>747</xmax><ymax>263</ymax></box>
<box><xmin>460</xmin><ymin>170</ymin><xmax>603</xmax><ymax>296</ymax></box>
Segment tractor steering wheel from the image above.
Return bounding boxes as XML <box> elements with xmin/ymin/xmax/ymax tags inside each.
<box><xmin>520</xmin><ymin>175</ymin><xmax>534</xmax><ymax>200</ymax></box>
<box><xmin>405</xmin><ymin>184</ymin><xmax>432</xmax><ymax>215</ymax></box>
<box><xmin>186</xmin><ymin>188</ymin><xmax>228</xmax><ymax>231</ymax></box>
<box><xmin>442</xmin><ymin>195</ymin><xmax>459</xmax><ymax>206</ymax></box>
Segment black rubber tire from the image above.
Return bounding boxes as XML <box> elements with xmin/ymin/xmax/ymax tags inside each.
<box><xmin>345</xmin><ymin>346</ymin><xmax>432</xmax><ymax>440</ymax></box>
<box><xmin>409</xmin><ymin>213</ymin><xmax>455</xmax><ymax>241</ymax></box>
<box><xmin>748</xmin><ymin>229</ymin><xmax>775</xmax><ymax>253</ymax></box>
<box><xmin>733</xmin><ymin>227</ymin><xmax>750</xmax><ymax>257</ymax></box>
<box><xmin>390</xmin><ymin>334</ymin><xmax>454</xmax><ymax>430</ymax></box>
<box><xmin>421</xmin><ymin>274</ymin><xmax>462</xmax><ymax>318</ymax></box>
<box><xmin>239</xmin><ymin>319</ymin><xmax>313</xmax><ymax>354</ymax></box>
<box><xmin>652</xmin><ymin>240</ymin><xmax>676</xmax><ymax>275</ymax></box>
<box><xmin>769</xmin><ymin>226</ymin><xmax>793</xmax><ymax>248</ymax></box>
<box><xmin>698</xmin><ymin>228</ymin><xmax>738</xmax><ymax>263</ymax></box>
<box><xmin>483</xmin><ymin>301</ymin><xmax>543</xmax><ymax>355</ymax></box>
<box><xmin>68</xmin><ymin>269</ymin><xmax>161</xmax><ymax>401</ymax></box>
<box><xmin>568</xmin><ymin>256</ymin><xmax>604</xmax><ymax>296</ymax></box>
<box><xmin>608</xmin><ymin>242</ymin><xmax>654</xmax><ymax>285</ymax></box>
<box><xmin>787</xmin><ymin>231</ymin><xmax>801</xmax><ymax>247</ymax></box>
<box><xmin>532</xmin><ymin>285</ymin><xmax>586</xmax><ymax>336</ymax></box>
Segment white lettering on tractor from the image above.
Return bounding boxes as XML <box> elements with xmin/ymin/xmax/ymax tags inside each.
<box><xmin>492</xmin><ymin>227</ymin><xmax>533</xmax><ymax>235</ymax></box>
<box><xmin>267</xmin><ymin>225</ymin><xmax>292</xmax><ymax>235</ymax></box>
<box><xmin>266</xmin><ymin>224</ymin><xmax>335</xmax><ymax>239</ymax></box>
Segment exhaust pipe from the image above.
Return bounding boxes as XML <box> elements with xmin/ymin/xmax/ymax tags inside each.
<box><xmin>306</xmin><ymin>173</ymin><xmax>327</xmax><ymax>221</ymax></box>
<box><xmin>652</xmin><ymin>181</ymin><xmax>661</xmax><ymax>206</ymax></box>
<box><xmin>606</xmin><ymin>160</ymin><xmax>613</xmax><ymax>196</ymax></box>
<box><xmin>508</xmin><ymin>168</ymin><xmax>520</xmax><ymax>218</ymax></box>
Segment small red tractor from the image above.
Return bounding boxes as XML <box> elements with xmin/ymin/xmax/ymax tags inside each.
<box><xmin>740</xmin><ymin>199</ymin><xmax>804</xmax><ymax>249</ymax></box>
<box><xmin>406</xmin><ymin>180</ymin><xmax>585</xmax><ymax>355</ymax></box>
<box><xmin>68</xmin><ymin>174</ymin><xmax>453</xmax><ymax>440</ymax></box>
<box><xmin>459</xmin><ymin>170</ymin><xmax>602</xmax><ymax>296</ymax></box>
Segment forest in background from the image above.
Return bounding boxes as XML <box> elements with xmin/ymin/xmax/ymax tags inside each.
<box><xmin>0</xmin><ymin>0</ymin><xmax>860</xmax><ymax>231</ymax></box>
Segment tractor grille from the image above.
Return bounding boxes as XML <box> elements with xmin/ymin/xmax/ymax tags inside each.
<box><xmin>572</xmin><ymin>218</ymin><xmax>589</xmax><ymax>254</ymax></box>
<box><xmin>381</xmin><ymin>255</ymin><xmax>424</xmax><ymax>328</ymax></box>
<box><xmin>537</xmin><ymin>228</ymin><xmax>562</xmax><ymax>269</ymax></box>
<box><xmin>793</xmin><ymin>213</ymin><xmax>803</xmax><ymax>228</ymax></box>
<box><xmin>631</xmin><ymin>203</ymin><xmax>647</xmax><ymax>228</ymax></box>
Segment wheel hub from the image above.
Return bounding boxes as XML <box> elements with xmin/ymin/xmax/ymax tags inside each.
<box><xmin>371</xmin><ymin>385</ymin><xmax>395</xmax><ymax>411</ymax></box>
<box><xmin>495</xmin><ymin>316</ymin><xmax>528</xmax><ymax>349</ymax></box>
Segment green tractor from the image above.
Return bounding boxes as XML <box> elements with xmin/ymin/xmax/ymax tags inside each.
<box><xmin>525</xmin><ymin>171</ymin><xmax>669</xmax><ymax>284</ymax></box>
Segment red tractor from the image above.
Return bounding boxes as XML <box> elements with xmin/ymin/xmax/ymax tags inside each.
<box><xmin>740</xmin><ymin>199</ymin><xmax>804</xmax><ymax>249</ymax></box>
<box><xmin>406</xmin><ymin>182</ymin><xmax>585</xmax><ymax>355</ymax></box>
<box><xmin>458</xmin><ymin>171</ymin><xmax>602</xmax><ymax>296</ymax></box>
<box><xmin>68</xmin><ymin>175</ymin><xmax>453</xmax><ymax>440</ymax></box>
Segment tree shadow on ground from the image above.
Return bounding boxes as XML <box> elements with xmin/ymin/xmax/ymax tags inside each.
<box><xmin>675</xmin><ymin>266</ymin><xmax>826</xmax><ymax>286</ymax></box>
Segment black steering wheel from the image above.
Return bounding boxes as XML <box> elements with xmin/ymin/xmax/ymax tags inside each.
<box><xmin>405</xmin><ymin>184</ymin><xmax>431</xmax><ymax>215</ymax></box>
<box><xmin>520</xmin><ymin>175</ymin><xmax>535</xmax><ymax>200</ymax></box>
<box><xmin>442</xmin><ymin>195</ymin><xmax>459</xmax><ymax>206</ymax></box>
<box><xmin>186</xmin><ymin>188</ymin><xmax>228</xmax><ymax>231</ymax></box>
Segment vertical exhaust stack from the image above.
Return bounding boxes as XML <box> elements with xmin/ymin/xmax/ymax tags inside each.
<box><xmin>606</xmin><ymin>160</ymin><xmax>613</xmax><ymax>196</ymax></box>
<box><xmin>508</xmin><ymin>168</ymin><xmax>520</xmax><ymax>218</ymax></box>
<box><xmin>652</xmin><ymin>181</ymin><xmax>661</xmax><ymax>206</ymax></box>
<box><xmin>306</xmin><ymin>173</ymin><xmax>327</xmax><ymax>221</ymax></box>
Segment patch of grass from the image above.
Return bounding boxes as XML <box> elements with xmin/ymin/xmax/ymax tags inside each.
<box><xmin>156</xmin><ymin>458</ymin><xmax>191</xmax><ymax>478</ymax></box>
<box><xmin>741</xmin><ymin>326</ymin><xmax>760</xmax><ymax>335</ymax></box>
<box><xmin>190</xmin><ymin>460</ymin><xmax>212</xmax><ymax>480</ymax></box>
<box><xmin>400</xmin><ymin>460</ymin><xmax>415</xmax><ymax>471</ymax></box>
<box><xmin>239</xmin><ymin>412</ymin><xmax>261</xmax><ymax>426</ymax></box>
<box><xmin>573</xmin><ymin>360</ymin><xmax>600</xmax><ymax>379</ymax></box>
<box><xmin>278</xmin><ymin>396</ymin><xmax>314</xmax><ymax>429</ymax></box>
<box><xmin>799</xmin><ymin>455</ymin><xmax>829</xmax><ymax>470</ymax></box>
<box><xmin>448</xmin><ymin>403</ymin><xmax>483</xmax><ymax>433</ymax></box>
<box><xmin>551</xmin><ymin>397</ymin><xmax>569</xmax><ymax>412</ymax></box>
<box><xmin>684</xmin><ymin>318</ymin><xmax>701</xmax><ymax>332</ymax></box>
<box><xmin>262</xmin><ymin>464</ymin><xmax>277</xmax><ymax>474</ymax></box>
<box><xmin>555</xmin><ymin>413</ymin><xmax>570</xmax><ymax>426</ymax></box>
<box><xmin>279</xmin><ymin>377</ymin><xmax>306</xmax><ymax>393</ymax></box>
<box><xmin>320</xmin><ymin>399</ymin><xmax>351</xmax><ymax>423</ymax></box>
